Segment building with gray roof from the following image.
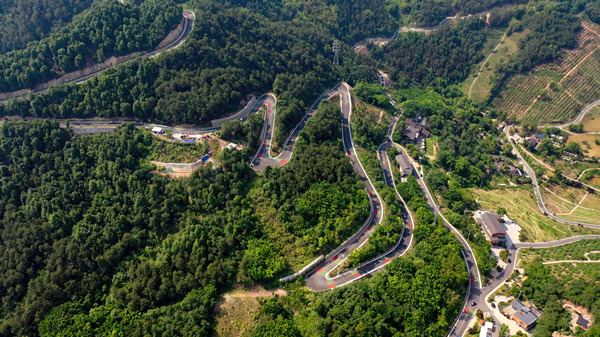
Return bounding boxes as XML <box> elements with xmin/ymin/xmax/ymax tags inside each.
<box><xmin>503</xmin><ymin>299</ymin><xmax>541</xmax><ymax>330</ymax></box>
<box><xmin>395</xmin><ymin>154</ymin><xmax>413</xmax><ymax>177</ymax></box>
<box><xmin>475</xmin><ymin>211</ymin><xmax>507</xmax><ymax>245</ymax></box>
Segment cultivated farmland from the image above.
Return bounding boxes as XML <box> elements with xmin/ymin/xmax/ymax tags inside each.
<box><xmin>461</xmin><ymin>29</ymin><xmax>523</xmax><ymax>103</ymax></box>
<box><xmin>472</xmin><ymin>187</ymin><xmax>599</xmax><ymax>242</ymax></box>
<box><xmin>540</xmin><ymin>182</ymin><xmax>600</xmax><ymax>226</ymax></box>
<box><xmin>519</xmin><ymin>239</ymin><xmax>600</xmax><ymax>262</ymax></box>
<box><xmin>494</xmin><ymin>21</ymin><xmax>600</xmax><ymax>123</ymax></box>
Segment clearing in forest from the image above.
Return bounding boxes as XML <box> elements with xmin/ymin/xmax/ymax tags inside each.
<box><xmin>567</xmin><ymin>133</ymin><xmax>600</xmax><ymax>158</ymax></box>
<box><xmin>581</xmin><ymin>106</ymin><xmax>600</xmax><ymax>132</ymax></box>
<box><xmin>215</xmin><ymin>287</ymin><xmax>287</xmax><ymax>337</ymax></box>
<box><xmin>494</xmin><ymin>21</ymin><xmax>600</xmax><ymax>123</ymax></box>
<box><xmin>472</xmin><ymin>187</ymin><xmax>599</xmax><ymax>242</ymax></box>
<box><xmin>461</xmin><ymin>29</ymin><xmax>523</xmax><ymax>103</ymax></box>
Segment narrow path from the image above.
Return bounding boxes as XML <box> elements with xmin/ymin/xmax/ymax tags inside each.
<box><xmin>518</xmin><ymin>145</ymin><xmax>554</xmax><ymax>171</ymax></box>
<box><xmin>542</xmin><ymin>260</ymin><xmax>600</xmax><ymax>265</ymax></box>
<box><xmin>556</xmin><ymin>192</ymin><xmax>590</xmax><ymax>216</ymax></box>
<box><xmin>577</xmin><ymin>168</ymin><xmax>598</xmax><ymax>181</ymax></box>
<box><xmin>505</xmin><ymin>126</ymin><xmax>600</xmax><ymax>229</ymax></box>
<box><xmin>223</xmin><ymin>289</ymin><xmax>287</xmax><ymax>299</ymax></box>
<box><xmin>469</xmin><ymin>33</ymin><xmax>507</xmax><ymax>99</ymax></box>
<box><xmin>558</xmin><ymin>44</ymin><xmax>600</xmax><ymax>85</ymax></box>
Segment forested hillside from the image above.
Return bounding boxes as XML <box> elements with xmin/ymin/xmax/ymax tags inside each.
<box><xmin>251</xmin><ymin>225</ymin><xmax>468</xmax><ymax>336</ymax></box>
<box><xmin>0</xmin><ymin>1</ymin><xmax>351</xmax><ymax>131</ymax></box>
<box><xmin>0</xmin><ymin>0</ymin><xmax>180</xmax><ymax>92</ymax></box>
<box><xmin>0</xmin><ymin>0</ymin><xmax>94</xmax><ymax>53</ymax></box>
<box><xmin>386</xmin><ymin>0</ymin><xmax>524</xmax><ymax>26</ymax></box>
<box><xmin>374</xmin><ymin>17</ymin><xmax>488</xmax><ymax>87</ymax></box>
<box><xmin>0</xmin><ymin>97</ymin><xmax>375</xmax><ymax>335</ymax></box>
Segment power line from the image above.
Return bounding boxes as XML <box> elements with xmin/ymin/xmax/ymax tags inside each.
<box><xmin>332</xmin><ymin>40</ymin><xmax>340</xmax><ymax>66</ymax></box>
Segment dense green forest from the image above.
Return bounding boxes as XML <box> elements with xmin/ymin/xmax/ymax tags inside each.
<box><xmin>521</xmin><ymin>261</ymin><xmax>600</xmax><ymax>336</ymax></box>
<box><xmin>0</xmin><ymin>1</ymin><xmax>348</xmax><ymax>137</ymax></box>
<box><xmin>386</xmin><ymin>0</ymin><xmax>525</xmax><ymax>26</ymax></box>
<box><xmin>0</xmin><ymin>0</ymin><xmax>180</xmax><ymax>92</ymax></box>
<box><xmin>499</xmin><ymin>6</ymin><xmax>581</xmax><ymax>74</ymax></box>
<box><xmin>389</xmin><ymin>86</ymin><xmax>501</xmax><ymax>275</ymax></box>
<box><xmin>3</xmin><ymin>0</ymin><xmax>600</xmax><ymax>336</ymax></box>
<box><xmin>374</xmin><ymin>17</ymin><xmax>488</xmax><ymax>87</ymax></box>
<box><xmin>0</xmin><ymin>98</ymin><xmax>373</xmax><ymax>334</ymax></box>
<box><xmin>251</xmin><ymin>224</ymin><xmax>468</xmax><ymax>336</ymax></box>
<box><xmin>0</xmin><ymin>0</ymin><xmax>94</xmax><ymax>53</ymax></box>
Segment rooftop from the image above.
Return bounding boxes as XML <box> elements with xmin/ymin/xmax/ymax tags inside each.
<box><xmin>479</xmin><ymin>321</ymin><xmax>493</xmax><ymax>337</ymax></box>
<box><xmin>577</xmin><ymin>314</ymin><xmax>590</xmax><ymax>329</ymax></box>
<box><xmin>509</xmin><ymin>299</ymin><xmax>540</xmax><ymax>326</ymax></box>
<box><xmin>479</xmin><ymin>211</ymin><xmax>506</xmax><ymax>236</ymax></box>
<box><xmin>395</xmin><ymin>154</ymin><xmax>413</xmax><ymax>175</ymax></box>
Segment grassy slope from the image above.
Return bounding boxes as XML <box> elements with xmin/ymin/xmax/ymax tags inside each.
<box><xmin>540</xmin><ymin>183</ymin><xmax>600</xmax><ymax>226</ymax></box>
<box><xmin>461</xmin><ymin>28</ymin><xmax>523</xmax><ymax>103</ymax></box>
<box><xmin>472</xmin><ymin>187</ymin><xmax>599</xmax><ymax>242</ymax></box>
<box><xmin>581</xmin><ymin>106</ymin><xmax>600</xmax><ymax>132</ymax></box>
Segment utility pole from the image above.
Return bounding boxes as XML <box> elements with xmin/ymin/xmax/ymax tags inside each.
<box><xmin>333</xmin><ymin>40</ymin><xmax>340</xmax><ymax>66</ymax></box>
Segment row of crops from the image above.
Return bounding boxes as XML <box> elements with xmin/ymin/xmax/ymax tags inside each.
<box><xmin>521</xmin><ymin>239</ymin><xmax>600</xmax><ymax>261</ymax></box>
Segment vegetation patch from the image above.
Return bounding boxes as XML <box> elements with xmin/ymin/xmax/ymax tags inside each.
<box><xmin>461</xmin><ymin>28</ymin><xmax>524</xmax><ymax>103</ymax></box>
<box><xmin>567</xmin><ymin>133</ymin><xmax>600</xmax><ymax>158</ymax></box>
<box><xmin>540</xmin><ymin>182</ymin><xmax>600</xmax><ymax>226</ymax></box>
<box><xmin>494</xmin><ymin>21</ymin><xmax>600</xmax><ymax>123</ymax></box>
<box><xmin>147</xmin><ymin>133</ymin><xmax>211</xmax><ymax>163</ymax></box>
<box><xmin>548</xmin><ymin>263</ymin><xmax>600</xmax><ymax>286</ymax></box>
<box><xmin>520</xmin><ymin>239</ymin><xmax>600</xmax><ymax>262</ymax></box>
<box><xmin>581</xmin><ymin>106</ymin><xmax>600</xmax><ymax>132</ymax></box>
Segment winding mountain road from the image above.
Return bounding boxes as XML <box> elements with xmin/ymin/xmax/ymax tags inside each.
<box><xmin>444</xmin><ymin>126</ymin><xmax>600</xmax><ymax>336</ymax></box>
<box><xmin>246</xmin><ymin>83</ymin><xmax>413</xmax><ymax>291</ymax></box>
<box><xmin>505</xmin><ymin>126</ymin><xmax>600</xmax><ymax>229</ymax></box>
<box><xmin>550</xmin><ymin>98</ymin><xmax>600</xmax><ymax>128</ymax></box>
<box><xmin>0</xmin><ymin>10</ymin><xmax>195</xmax><ymax>103</ymax></box>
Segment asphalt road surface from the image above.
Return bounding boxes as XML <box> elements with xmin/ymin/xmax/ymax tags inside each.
<box><xmin>505</xmin><ymin>126</ymin><xmax>600</xmax><ymax>229</ymax></box>
<box><xmin>305</xmin><ymin>97</ymin><xmax>416</xmax><ymax>291</ymax></box>
<box><xmin>0</xmin><ymin>10</ymin><xmax>195</xmax><ymax>103</ymax></box>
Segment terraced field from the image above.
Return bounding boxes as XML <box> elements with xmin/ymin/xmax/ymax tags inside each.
<box><xmin>462</xmin><ymin>30</ymin><xmax>524</xmax><ymax>103</ymax></box>
<box><xmin>494</xmin><ymin>21</ymin><xmax>600</xmax><ymax>123</ymax></box>
<box><xmin>472</xmin><ymin>187</ymin><xmax>599</xmax><ymax>242</ymax></box>
<box><xmin>548</xmin><ymin>263</ymin><xmax>600</xmax><ymax>285</ymax></box>
<box><xmin>540</xmin><ymin>183</ymin><xmax>600</xmax><ymax>226</ymax></box>
<box><xmin>520</xmin><ymin>239</ymin><xmax>600</xmax><ymax>262</ymax></box>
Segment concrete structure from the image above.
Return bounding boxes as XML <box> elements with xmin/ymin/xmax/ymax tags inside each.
<box><xmin>503</xmin><ymin>299</ymin><xmax>541</xmax><ymax>331</ymax></box>
<box><xmin>476</xmin><ymin>211</ymin><xmax>507</xmax><ymax>245</ymax></box>
<box><xmin>395</xmin><ymin>154</ymin><xmax>413</xmax><ymax>177</ymax></box>
<box><xmin>479</xmin><ymin>321</ymin><xmax>493</xmax><ymax>337</ymax></box>
<box><xmin>151</xmin><ymin>127</ymin><xmax>164</xmax><ymax>134</ymax></box>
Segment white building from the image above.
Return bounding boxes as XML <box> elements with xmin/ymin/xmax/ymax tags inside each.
<box><xmin>479</xmin><ymin>321</ymin><xmax>493</xmax><ymax>337</ymax></box>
